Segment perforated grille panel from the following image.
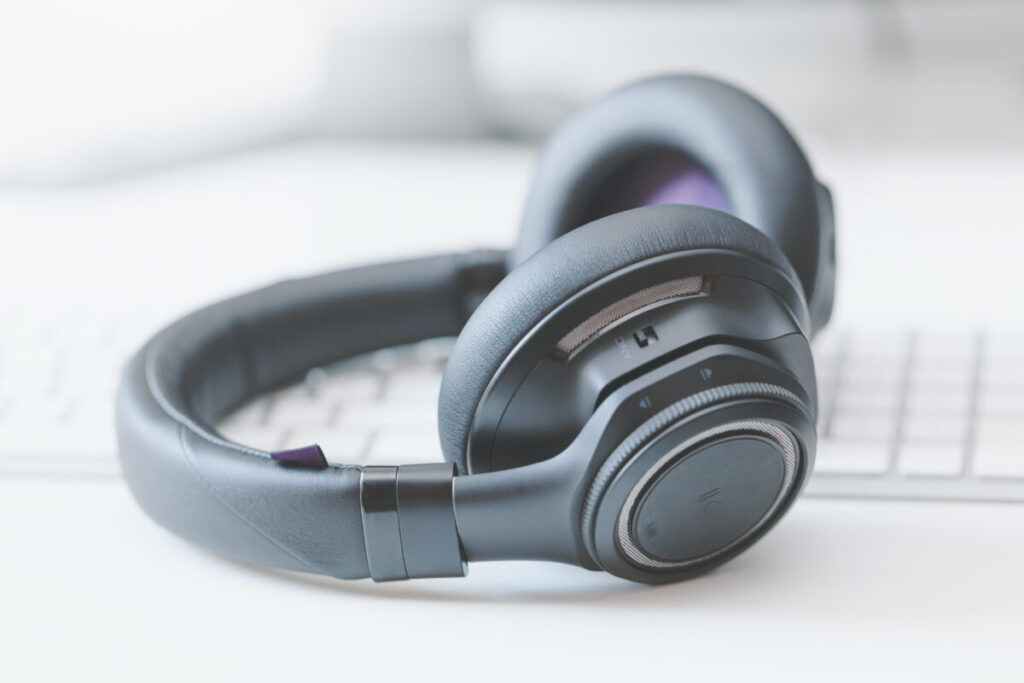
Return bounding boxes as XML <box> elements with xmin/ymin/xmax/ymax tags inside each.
<box><xmin>554</xmin><ymin>276</ymin><xmax>705</xmax><ymax>357</ymax></box>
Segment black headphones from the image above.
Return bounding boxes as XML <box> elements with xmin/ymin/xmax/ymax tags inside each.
<box><xmin>116</xmin><ymin>74</ymin><xmax>835</xmax><ymax>584</ymax></box>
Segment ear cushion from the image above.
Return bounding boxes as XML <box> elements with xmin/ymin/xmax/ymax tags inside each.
<box><xmin>438</xmin><ymin>204</ymin><xmax>801</xmax><ymax>472</ymax></box>
<box><xmin>514</xmin><ymin>74</ymin><xmax>831</xmax><ymax>325</ymax></box>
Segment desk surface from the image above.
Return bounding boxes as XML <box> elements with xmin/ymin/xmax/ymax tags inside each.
<box><xmin>3</xmin><ymin>478</ymin><xmax>1023</xmax><ymax>681</ymax></box>
<box><xmin>2</xmin><ymin>141</ymin><xmax>1023</xmax><ymax>681</ymax></box>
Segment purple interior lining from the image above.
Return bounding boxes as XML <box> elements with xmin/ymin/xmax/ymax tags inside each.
<box><xmin>639</xmin><ymin>160</ymin><xmax>730</xmax><ymax>212</ymax></box>
<box><xmin>577</xmin><ymin>151</ymin><xmax>730</xmax><ymax>226</ymax></box>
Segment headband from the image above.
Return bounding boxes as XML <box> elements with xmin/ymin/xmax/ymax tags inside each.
<box><xmin>116</xmin><ymin>251</ymin><xmax>506</xmax><ymax>579</ymax></box>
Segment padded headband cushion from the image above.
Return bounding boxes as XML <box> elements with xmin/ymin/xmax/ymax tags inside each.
<box><xmin>438</xmin><ymin>204</ymin><xmax>801</xmax><ymax>473</ymax></box>
<box><xmin>514</xmin><ymin>74</ymin><xmax>827</xmax><ymax>317</ymax></box>
<box><xmin>116</xmin><ymin>252</ymin><xmax>505</xmax><ymax>579</ymax></box>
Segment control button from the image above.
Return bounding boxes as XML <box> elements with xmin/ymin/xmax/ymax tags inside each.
<box><xmin>633</xmin><ymin>326</ymin><xmax>658</xmax><ymax>348</ymax></box>
<box><xmin>633</xmin><ymin>437</ymin><xmax>785</xmax><ymax>562</ymax></box>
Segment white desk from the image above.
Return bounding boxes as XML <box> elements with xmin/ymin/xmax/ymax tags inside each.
<box><xmin>2</xmin><ymin>141</ymin><xmax>1023</xmax><ymax>681</ymax></box>
<box><xmin>4</xmin><ymin>478</ymin><xmax>1023</xmax><ymax>681</ymax></box>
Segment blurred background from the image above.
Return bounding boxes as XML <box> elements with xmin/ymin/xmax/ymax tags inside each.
<box><xmin>3</xmin><ymin>0</ymin><xmax>1023</xmax><ymax>179</ymax></box>
<box><xmin>1</xmin><ymin>0</ymin><xmax>1022</xmax><ymax>317</ymax></box>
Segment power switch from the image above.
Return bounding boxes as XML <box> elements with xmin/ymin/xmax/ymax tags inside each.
<box><xmin>633</xmin><ymin>326</ymin><xmax>659</xmax><ymax>348</ymax></box>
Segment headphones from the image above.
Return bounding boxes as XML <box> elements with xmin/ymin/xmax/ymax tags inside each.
<box><xmin>116</xmin><ymin>74</ymin><xmax>835</xmax><ymax>584</ymax></box>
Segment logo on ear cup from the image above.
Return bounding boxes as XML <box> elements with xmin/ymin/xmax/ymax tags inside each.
<box><xmin>699</xmin><ymin>487</ymin><xmax>724</xmax><ymax>512</ymax></box>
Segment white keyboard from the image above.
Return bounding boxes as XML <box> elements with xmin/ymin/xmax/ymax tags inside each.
<box><xmin>2</xmin><ymin>312</ymin><xmax>1023</xmax><ymax>502</ymax></box>
<box><xmin>813</xmin><ymin>328</ymin><xmax>1024</xmax><ymax>501</ymax></box>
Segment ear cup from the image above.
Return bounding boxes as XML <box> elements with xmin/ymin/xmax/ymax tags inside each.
<box><xmin>515</xmin><ymin>74</ymin><xmax>833</xmax><ymax>329</ymax></box>
<box><xmin>438</xmin><ymin>204</ymin><xmax>802</xmax><ymax>473</ymax></box>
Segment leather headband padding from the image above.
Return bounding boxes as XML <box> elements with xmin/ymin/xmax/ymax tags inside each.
<box><xmin>116</xmin><ymin>252</ymin><xmax>505</xmax><ymax>578</ymax></box>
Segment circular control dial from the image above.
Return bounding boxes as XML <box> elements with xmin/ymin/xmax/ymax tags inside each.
<box><xmin>618</xmin><ymin>421</ymin><xmax>797</xmax><ymax>569</ymax></box>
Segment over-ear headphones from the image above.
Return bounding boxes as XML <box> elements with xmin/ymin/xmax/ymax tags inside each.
<box><xmin>116</xmin><ymin>74</ymin><xmax>835</xmax><ymax>584</ymax></box>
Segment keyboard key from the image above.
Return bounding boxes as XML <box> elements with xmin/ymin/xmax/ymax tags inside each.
<box><xmin>840</xmin><ymin>373</ymin><xmax>903</xmax><ymax>396</ymax></box>
<box><xmin>916</xmin><ymin>332</ymin><xmax>976</xmax><ymax>360</ymax></box>
<box><xmin>278</xmin><ymin>427</ymin><xmax>371</xmax><ymax>463</ymax></box>
<box><xmin>847</xmin><ymin>330</ymin><xmax>908</xmax><ymax>355</ymax></box>
<box><xmin>216</xmin><ymin>425</ymin><xmax>288</xmax><ymax>452</ymax></box>
<box><xmin>903</xmin><ymin>414</ymin><xmax>968</xmax><ymax>442</ymax></box>
<box><xmin>380</xmin><ymin>366</ymin><xmax>442</xmax><ymax>402</ymax></box>
<box><xmin>905</xmin><ymin>388</ymin><xmax>970</xmax><ymax>415</ymax></box>
<box><xmin>973</xmin><ymin>418</ymin><xmax>1024</xmax><ymax>478</ymax></box>
<box><xmin>219</xmin><ymin>396</ymin><xmax>274</xmax><ymax>427</ymax></box>
<box><xmin>0</xmin><ymin>357</ymin><xmax>60</xmax><ymax>393</ymax></box>
<box><xmin>412</xmin><ymin>338</ymin><xmax>456</xmax><ymax>363</ymax></box>
<box><xmin>897</xmin><ymin>443</ymin><xmax>964</xmax><ymax>477</ymax></box>
<box><xmin>910</xmin><ymin>357</ymin><xmax>973</xmax><ymax>383</ymax></box>
<box><xmin>829</xmin><ymin>413</ymin><xmax>897</xmax><ymax>441</ymax></box>
<box><xmin>2</xmin><ymin>396</ymin><xmax>74</xmax><ymax>426</ymax></box>
<box><xmin>841</xmin><ymin>356</ymin><xmax>905</xmax><ymax>384</ymax></box>
<box><xmin>337</xmin><ymin>403</ymin><xmax>435</xmax><ymax>429</ymax></box>
<box><xmin>263</xmin><ymin>389</ymin><xmax>338</xmax><ymax>427</ymax></box>
<box><xmin>365</xmin><ymin>430</ymin><xmax>443</xmax><ymax>465</ymax></box>
<box><xmin>981</xmin><ymin>359</ymin><xmax>1024</xmax><ymax>388</ymax></box>
<box><xmin>364</xmin><ymin>348</ymin><xmax>406</xmax><ymax>373</ymax></box>
<box><xmin>978</xmin><ymin>389</ymin><xmax>1024</xmax><ymax>415</ymax></box>
<box><xmin>309</xmin><ymin>369</ymin><xmax>382</xmax><ymax>401</ymax></box>
<box><xmin>835</xmin><ymin>386</ymin><xmax>901</xmax><ymax>413</ymax></box>
<box><xmin>985</xmin><ymin>335</ymin><xmax>1024</xmax><ymax>365</ymax></box>
<box><xmin>815</xmin><ymin>440</ymin><xmax>890</xmax><ymax>474</ymax></box>
<box><xmin>0</xmin><ymin>421</ymin><xmax>116</xmax><ymax>457</ymax></box>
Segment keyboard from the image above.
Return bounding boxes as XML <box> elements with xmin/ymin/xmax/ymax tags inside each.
<box><xmin>812</xmin><ymin>328</ymin><xmax>1024</xmax><ymax>501</ymax></box>
<box><xmin>2</xmin><ymin>311</ymin><xmax>1023</xmax><ymax>502</ymax></box>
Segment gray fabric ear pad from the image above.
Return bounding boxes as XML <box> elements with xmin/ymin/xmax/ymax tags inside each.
<box><xmin>514</xmin><ymin>74</ymin><xmax>835</xmax><ymax>333</ymax></box>
<box><xmin>438</xmin><ymin>204</ymin><xmax>802</xmax><ymax>473</ymax></box>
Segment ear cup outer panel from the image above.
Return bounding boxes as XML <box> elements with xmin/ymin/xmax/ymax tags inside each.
<box><xmin>438</xmin><ymin>205</ymin><xmax>807</xmax><ymax>473</ymax></box>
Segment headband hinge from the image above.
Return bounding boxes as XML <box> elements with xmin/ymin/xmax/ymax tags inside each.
<box><xmin>359</xmin><ymin>463</ymin><xmax>467</xmax><ymax>581</ymax></box>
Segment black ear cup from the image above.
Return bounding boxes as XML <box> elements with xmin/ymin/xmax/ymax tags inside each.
<box><xmin>437</xmin><ymin>74</ymin><xmax>831</xmax><ymax>585</ymax></box>
<box><xmin>514</xmin><ymin>74</ymin><xmax>834</xmax><ymax>331</ymax></box>
<box><xmin>438</xmin><ymin>205</ymin><xmax>805</xmax><ymax>474</ymax></box>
